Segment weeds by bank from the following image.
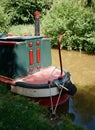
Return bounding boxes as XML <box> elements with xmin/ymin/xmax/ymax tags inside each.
<box><xmin>42</xmin><ymin>0</ymin><xmax>95</xmax><ymax>54</ymax></box>
<box><xmin>0</xmin><ymin>83</ymin><xmax>84</xmax><ymax>130</ymax></box>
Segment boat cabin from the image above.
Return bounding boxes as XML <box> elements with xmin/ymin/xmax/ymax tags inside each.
<box><xmin>0</xmin><ymin>35</ymin><xmax>51</xmax><ymax>79</ymax></box>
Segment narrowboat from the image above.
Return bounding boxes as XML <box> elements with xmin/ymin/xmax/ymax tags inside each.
<box><xmin>0</xmin><ymin>11</ymin><xmax>77</xmax><ymax>108</ymax></box>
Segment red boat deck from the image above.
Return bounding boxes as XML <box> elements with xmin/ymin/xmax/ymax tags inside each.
<box><xmin>15</xmin><ymin>66</ymin><xmax>65</xmax><ymax>84</ymax></box>
<box><xmin>0</xmin><ymin>75</ymin><xmax>15</xmax><ymax>85</ymax></box>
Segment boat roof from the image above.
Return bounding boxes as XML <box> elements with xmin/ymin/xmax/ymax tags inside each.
<box><xmin>0</xmin><ymin>36</ymin><xmax>43</xmax><ymax>42</ymax></box>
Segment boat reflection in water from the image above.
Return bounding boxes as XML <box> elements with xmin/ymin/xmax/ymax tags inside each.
<box><xmin>53</xmin><ymin>93</ymin><xmax>95</xmax><ymax>130</ymax></box>
<box><xmin>69</xmin><ymin>87</ymin><xmax>95</xmax><ymax>130</ymax></box>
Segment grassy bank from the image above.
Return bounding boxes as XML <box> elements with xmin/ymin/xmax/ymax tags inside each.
<box><xmin>0</xmin><ymin>83</ymin><xmax>84</xmax><ymax>130</ymax></box>
<box><xmin>8</xmin><ymin>24</ymin><xmax>44</xmax><ymax>36</ymax></box>
<box><xmin>8</xmin><ymin>24</ymin><xmax>34</xmax><ymax>36</ymax></box>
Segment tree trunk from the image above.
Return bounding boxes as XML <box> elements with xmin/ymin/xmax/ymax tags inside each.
<box><xmin>87</xmin><ymin>0</ymin><xmax>92</xmax><ymax>7</ymax></box>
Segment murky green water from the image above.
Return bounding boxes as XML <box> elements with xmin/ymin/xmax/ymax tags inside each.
<box><xmin>52</xmin><ymin>49</ymin><xmax>95</xmax><ymax>130</ymax></box>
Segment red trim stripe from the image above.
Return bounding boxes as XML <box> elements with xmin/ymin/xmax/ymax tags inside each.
<box><xmin>29</xmin><ymin>50</ymin><xmax>34</xmax><ymax>65</ymax></box>
<box><xmin>36</xmin><ymin>48</ymin><xmax>40</xmax><ymax>63</ymax></box>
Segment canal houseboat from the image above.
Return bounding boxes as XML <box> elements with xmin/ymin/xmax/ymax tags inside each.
<box><xmin>0</xmin><ymin>11</ymin><xmax>77</xmax><ymax>108</ymax></box>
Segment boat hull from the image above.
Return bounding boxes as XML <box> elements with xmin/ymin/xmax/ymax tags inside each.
<box><xmin>31</xmin><ymin>94</ymin><xmax>70</xmax><ymax>107</ymax></box>
<box><xmin>11</xmin><ymin>85</ymin><xmax>70</xmax><ymax>107</ymax></box>
<box><xmin>0</xmin><ymin>66</ymin><xmax>76</xmax><ymax>107</ymax></box>
<box><xmin>11</xmin><ymin>85</ymin><xmax>59</xmax><ymax>98</ymax></box>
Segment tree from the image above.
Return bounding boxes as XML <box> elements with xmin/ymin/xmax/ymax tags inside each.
<box><xmin>4</xmin><ymin>0</ymin><xmax>53</xmax><ymax>25</ymax></box>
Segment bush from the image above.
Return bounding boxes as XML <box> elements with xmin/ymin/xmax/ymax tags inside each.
<box><xmin>0</xmin><ymin>6</ymin><xmax>10</xmax><ymax>33</ymax></box>
<box><xmin>4</xmin><ymin>0</ymin><xmax>53</xmax><ymax>25</ymax></box>
<box><xmin>42</xmin><ymin>0</ymin><xmax>95</xmax><ymax>53</ymax></box>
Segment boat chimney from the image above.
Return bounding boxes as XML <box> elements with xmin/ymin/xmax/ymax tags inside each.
<box><xmin>34</xmin><ymin>11</ymin><xmax>40</xmax><ymax>36</ymax></box>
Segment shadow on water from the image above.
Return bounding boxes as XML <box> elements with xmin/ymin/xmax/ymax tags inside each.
<box><xmin>53</xmin><ymin>85</ymin><xmax>95</xmax><ymax>130</ymax></box>
<box><xmin>69</xmin><ymin>85</ymin><xmax>95</xmax><ymax>130</ymax></box>
<box><xmin>51</xmin><ymin>49</ymin><xmax>95</xmax><ymax>130</ymax></box>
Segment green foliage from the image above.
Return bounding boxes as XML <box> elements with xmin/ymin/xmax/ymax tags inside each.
<box><xmin>4</xmin><ymin>0</ymin><xmax>53</xmax><ymax>25</ymax></box>
<box><xmin>42</xmin><ymin>0</ymin><xmax>95</xmax><ymax>53</ymax></box>
<box><xmin>0</xmin><ymin>83</ymin><xmax>84</xmax><ymax>130</ymax></box>
<box><xmin>0</xmin><ymin>6</ymin><xmax>10</xmax><ymax>33</ymax></box>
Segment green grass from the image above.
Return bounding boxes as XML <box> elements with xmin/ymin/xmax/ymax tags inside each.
<box><xmin>8</xmin><ymin>24</ymin><xmax>44</xmax><ymax>36</ymax></box>
<box><xmin>0</xmin><ymin>83</ymin><xmax>85</xmax><ymax>130</ymax></box>
<box><xmin>8</xmin><ymin>24</ymin><xmax>34</xmax><ymax>36</ymax></box>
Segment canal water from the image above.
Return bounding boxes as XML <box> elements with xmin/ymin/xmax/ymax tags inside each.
<box><xmin>51</xmin><ymin>49</ymin><xmax>95</xmax><ymax>130</ymax></box>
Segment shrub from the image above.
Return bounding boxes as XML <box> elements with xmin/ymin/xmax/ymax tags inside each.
<box><xmin>42</xmin><ymin>0</ymin><xmax>95</xmax><ymax>53</ymax></box>
<box><xmin>0</xmin><ymin>6</ymin><xmax>10</xmax><ymax>33</ymax></box>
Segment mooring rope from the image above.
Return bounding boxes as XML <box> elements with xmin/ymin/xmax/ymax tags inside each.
<box><xmin>49</xmin><ymin>81</ymin><xmax>64</xmax><ymax>118</ymax></box>
<box><xmin>48</xmin><ymin>81</ymin><xmax>54</xmax><ymax>114</ymax></box>
<box><xmin>52</xmin><ymin>83</ymin><xmax>63</xmax><ymax>115</ymax></box>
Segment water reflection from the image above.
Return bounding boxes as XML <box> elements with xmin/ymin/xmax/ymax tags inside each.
<box><xmin>73</xmin><ymin>86</ymin><xmax>95</xmax><ymax>123</ymax></box>
<box><xmin>51</xmin><ymin>49</ymin><xmax>95</xmax><ymax>130</ymax></box>
<box><xmin>70</xmin><ymin>85</ymin><xmax>95</xmax><ymax>130</ymax></box>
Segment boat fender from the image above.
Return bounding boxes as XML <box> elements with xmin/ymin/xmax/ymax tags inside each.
<box><xmin>50</xmin><ymin>72</ymin><xmax>70</xmax><ymax>87</ymax></box>
<box><xmin>50</xmin><ymin>72</ymin><xmax>77</xmax><ymax>96</ymax></box>
<box><xmin>64</xmin><ymin>81</ymin><xmax>77</xmax><ymax>96</ymax></box>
